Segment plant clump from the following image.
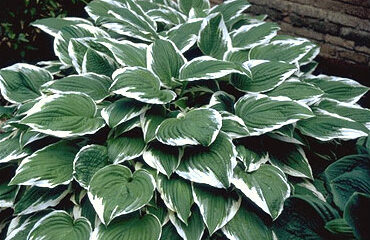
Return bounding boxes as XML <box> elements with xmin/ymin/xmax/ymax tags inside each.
<box><xmin>0</xmin><ymin>0</ymin><xmax>369</xmax><ymax>239</ymax></box>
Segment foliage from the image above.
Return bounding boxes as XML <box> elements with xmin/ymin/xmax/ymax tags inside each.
<box><xmin>0</xmin><ymin>0</ymin><xmax>369</xmax><ymax>239</ymax></box>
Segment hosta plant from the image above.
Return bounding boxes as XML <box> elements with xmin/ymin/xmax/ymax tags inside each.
<box><xmin>0</xmin><ymin>0</ymin><xmax>370</xmax><ymax>239</ymax></box>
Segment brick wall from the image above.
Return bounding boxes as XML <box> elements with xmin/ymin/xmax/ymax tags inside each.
<box><xmin>211</xmin><ymin>0</ymin><xmax>370</xmax><ymax>67</ymax></box>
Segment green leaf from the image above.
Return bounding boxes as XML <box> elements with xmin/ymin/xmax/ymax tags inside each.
<box><xmin>231</xmin><ymin>22</ymin><xmax>279</xmax><ymax>49</ymax></box>
<box><xmin>303</xmin><ymin>74</ymin><xmax>369</xmax><ymax>104</ymax></box>
<box><xmin>329</xmin><ymin>156</ymin><xmax>370</xmax><ymax>210</ymax></box>
<box><xmin>161</xmin><ymin>223</ymin><xmax>182</xmax><ymax>240</ymax></box>
<box><xmin>344</xmin><ymin>192</ymin><xmax>370</xmax><ymax>240</ymax></box>
<box><xmin>157</xmin><ymin>174</ymin><xmax>193</xmax><ymax>224</ymax></box>
<box><xmin>43</xmin><ymin>73</ymin><xmax>112</xmax><ymax>102</ymax></box>
<box><xmin>141</xmin><ymin>105</ymin><xmax>167</xmax><ymax>143</ymax></box>
<box><xmin>231</xmin><ymin>60</ymin><xmax>297</xmax><ymax>92</ymax></box>
<box><xmin>169</xmin><ymin>207</ymin><xmax>205</xmax><ymax>240</ymax></box>
<box><xmin>98</xmin><ymin>38</ymin><xmax>147</xmax><ymax>67</ymax></box>
<box><xmin>232</xmin><ymin>165</ymin><xmax>291</xmax><ymax>219</ymax></box>
<box><xmin>315</xmin><ymin>99</ymin><xmax>370</xmax><ymax>129</ymax></box>
<box><xmin>198</xmin><ymin>13</ymin><xmax>231</xmax><ymax>60</ymax></box>
<box><xmin>14</xmin><ymin>185</ymin><xmax>70</xmax><ymax>215</ymax></box>
<box><xmin>235</xmin><ymin>93</ymin><xmax>314</xmax><ymax>136</ymax></box>
<box><xmin>0</xmin><ymin>63</ymin><xmax>52</xmax><ymax>104</ymax></box>
<box><xmin>177</xmin><ymin>132</ymin><xmax>237</xmax><ymax>188</ymax></box>
<box><xmin>178</xmin><ymin>0</ymin><xmax>210</xmax><ymax>16</ymax></box>
<box><xmin>101</xmin><ymin>98</ymin><xmax>148</xmax><ymax>128</ymax></box>
<box><xmin>5</xmin><ymin>211</ymin><xmax>50</xmax><ymax>240</ymax></box>
<box><xmin>143</xmin><ymin>142</ymin><xmax>182</xmax><ymax>177</ymax></box>
<box><xmin>220</xmin><ymin>112</ymin><xmax>250</xmax><ymax>139</ymax></box>
<box><xmin>107</xmin><ymin>132</ymin><xmax>146</xmax><ymax>164</ymax></box>
<box><xmin>54</xmin><ymin>24</ymin><xmax>108</xmax><ymax>65</ymax></box>
<box><xmin>109</xmin><ymin>116</ymin><xmax>141</xmax><ymax>138</ymax></box>
<box><xmin>0</xmin><ymin>136</ymin><xmax>30</xmax><ymax>163</ymax></box>
<box><xmin>325</xmin><ymin>154</ymin><xmax>369</xmax><ymax>182</ymax></box>
<box><xmin>73</xmin><ymin>145</ymin><xmax>110</xmax><ymax>189</ymax></box>
<box><xmin>20</xmin><ymin>93</ymin><xmax>106</xmax><ymax>138</ymax></box>
<box><xmin>267</xmin><ymin>78</ymin><xmax>323</xmax><ymax>105</ymax></box>
<box><xmin>209</xmin><ymin>0</ymin><xmax>251</xmax><ymax>24</ymax></box>
<box><xmin>270</xmin><ymin>144</ymin><xmax>313</xmax><ymax>179</ymax></box>
<box><xmin>88</xmin><ymin>165</ymin><xmax>155</xmax><ymax>224</ymax></box>
<box><xmin>179</xmin><ymin>56</ymin><xmax>244</xmax><ymax>81</ymax></box>
<box><xmin>91</xmin><ymin>214</ymin><xmax>161</xmax><ymax>240</ymax></box>
<box><xmin>249</xmin><ymin>37</ymin><xmax>315</xmax><ymax>64</ymax></box>
<box><xmin>31</xmin><ymin>17</ymin><xmax>92</xmax><ymax>37</ymax></box>
<box><xmin>236</xmin><ymin>145</ymin><xmax>268</xmax><ymax>172</ymax></box>
<box><xmin>222</xmin><ymin>204</ymin><xmax>274</xmax><ymax>240</ymax></box>
<box><xmin>296</xmin><ymin>113</ymin><xmax>369</xmax><ymax>141</ymax></box>
<box><xmin>192</xmin><ymin>184</ymin><xmax>241</xmax><ymax>235</ymax></box>
<box><xmin>156</xmin><ymin>108</ymin><xmax>222</xmax><ymax>147</ymax></box>
<box><xmin>147</xmin><ymin>39</ymin><xmax>186</xmax><ymax>87</ymax></box>
<box><xmin>111</xmin><ymin>67</ymin><xmax>176</xmax><ymax>104</ymax></box>
<box><xmin>208</xmin><ymin>91</ymin><xmax>235</xmax><ymax>112</ymax></box>
<box><xmin>28</xmin><ymin>211</ymin><xmax>91</xmax><ymax>240</ymax></box>
<box><xmin>81</xmin><ymin>48</ymin><xmax>117</xmax><ymax>77</ymax></box>
<box><xmin>10</xmin><ymin>141</ymin><xmax>79</xmax><ymax>188</ymax></box>
<box><xmin>325</xmin><ymin>218</ymin><xmax>354</xmax><ymax>237</ymax></box>
<box><xmin>273</xmin><ymin>196</ymin><xmax>339</xmax><ymax>240</ymax></box>
<box><xmin>167</xmin><ymin>19</ymin><xmax>203</xmax><ymax>52</ymax></box>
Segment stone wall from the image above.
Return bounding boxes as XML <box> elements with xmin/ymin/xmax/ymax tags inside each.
<box><xmin>211</xmin><ymin>0</ymin><xmax>370</xmax><ymax>67</ymax></box>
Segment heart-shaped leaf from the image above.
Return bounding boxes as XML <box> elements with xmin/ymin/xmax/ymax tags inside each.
<box><xmin>192</xmin><ymin>184</ymin><xmax>241</xmax><ymax>235</ymax></box>
<box><xmin>111</xmin><ymin>67</ymin><xmax>176</xmax><ymax>104</ymax></box>
<box><xmin>157</xmin><ymin>174</ymin><xmax>193</xmax><ymax>224</ymax></box>
<box><xmin>176</xmin><ymin>132</ymin><xmax>237</xmax><ymax>189</ymax></box>
<box><xmin>267</xmin><ymin>78</ymin><xmax>323</xmax><ymax>105</ymax></box>
<box><xmin>91</xmin><ymin>214</ymin><xmax>161</xmax><ymax>240</ymax></box>
<box><xmin>296</xmin><ymin>113</ymin><xmax>369</xmax><ymax>141</ymax></box>
<box><xmin>235</xmin><ymin>93</ymin><xmax>314</xmax><ymax>136</ymax></box>
<box><xmin>88</xmin><ymin>165</ymin><xmax>155</xmax><ymax>224</ymax></box>
<box><xmin>10</xmin><ymin>141</ymin><xmax>79</xmax><ymax>188</ymax></box>
<box><xmin>231</xmin><ymin>60</ymin><xmax>297</xmax><ymax>93</ymax></box>
<box><xmin>230</xmin><ymin>22</ymin><xmax>279</xmax><ymax>49</ymax></box>
<box><xmin>179</xmin><ymin>56</ymin><xmax>244</xmax><ymax>82</ymax></box>
<box><xmin>303</xmin><ymin>74</ymin><xmax>369</xmax><ymax>104</ymax></box>
<box><xmin>167</xmin><ymin>19</ymin><xmax>203</xmax><ymax>52</ymax></box>
<box><xmin>43</xmin><ymin>73</ymin><xmax>112</xmax><ymax>102</ymax></box>
<box><xmin>249</xmin><ymin>37</ymin><xmax>315</xmax><ymax>64</ymax></box>
<box><xmin>232</xmin><ymin>165</ymin><xmax>291</xmax><ymax>219</ymax></box>
<box><xmin>0</xmin><ymin>63</ymin><xmax>52</xmax><ymax>104</ymax></box>
<box><xmin>73</xmin><ymin>144</ymin><xmax>110</xmax><ymax>189</ymax></box>
<box><xmin>28</xmin><ymin>211</ymin><xmax>91</xmax><ymax>240</ymax></box>
<box><xmin>20</xmin><ymin>93</ymin><xmax>106</xmax><ymax>138</ymax></box>
<box><xmin>156</xmin><ymin>108</ymin><xmax>222</xmax><ymax>147</ymax></box>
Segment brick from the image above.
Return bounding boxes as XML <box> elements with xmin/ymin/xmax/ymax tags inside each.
<box><xmin>338</xmin><ymin>50</ymin><xmax>368</xmax><ymax>64</ymax></box>
<box><xmin>355</xmin><ymin>46</ymin><xmax>370</xmax><ymax>55</ymax></box>
<box><xmin>320</xmin><ymin>43</ymin><xmax>338</xmax><ymax>57</ymax></box>
<box><xmin>340</xmin><ymin>28</ymin><xmax>370</xmax><ymax>47</ymax></box>
<box><xmin>336</xmin><ymin>0</ymin><xmax>370</xmax><ymax>8</ymax></box>
<box><xmin>279</xmin><ymin>22</ymin><xmax>325</xmax><ymax>41</ymax></box>
<box><xmin>324</xmin><ymin>34</ymin><xmax>355</xmax><ymax>49</ymax></box>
